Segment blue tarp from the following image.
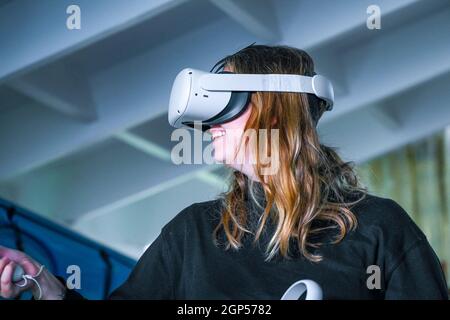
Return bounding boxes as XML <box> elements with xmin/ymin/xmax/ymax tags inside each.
<box><xmin>0</xmin><ymin>198</ymin><xmax>136</xmax><ymax>300</ymax></box>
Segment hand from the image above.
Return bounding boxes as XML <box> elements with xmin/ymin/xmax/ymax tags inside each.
<box><xmin>0</xmin><ymin>245</ymin><xmax>66</xmax><ymax>300</ymax></box>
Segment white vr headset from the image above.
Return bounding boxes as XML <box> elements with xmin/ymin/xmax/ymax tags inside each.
<box><xmin>168</xmin><ymin>68</ymin><xmax>334</xmax><ymax>130</ymax></box>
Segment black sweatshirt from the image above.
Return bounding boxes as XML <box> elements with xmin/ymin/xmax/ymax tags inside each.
<box><xmin>64</xmin><ymin>191</ymin><xmax>449</xmax><ymax>300</ymax></box>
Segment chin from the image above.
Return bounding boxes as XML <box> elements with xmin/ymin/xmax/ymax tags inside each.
<box><xmin>213</xmin><ymin>155</ymin><xmax>225</xmax><ymax>163</ymax></box>
<box><xmin>212</xmin><ymin>149</ymin><xmax>224</xmax><ymax>163</ymax></box>
<box><xmin>212</xmin><ymin>141</ymin><xmax>227</xmax><ymax>163</ymax></box>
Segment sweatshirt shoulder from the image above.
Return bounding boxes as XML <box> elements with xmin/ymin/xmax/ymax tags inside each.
<box><xmin>350</xmin><ymin>193</ymin><xmax>426</xmax><ymax>242</ymax></box>
<box><xmin>161</xmin><ymin>199</ymin><xmax>223</xmax><ymax>236</ymax></box>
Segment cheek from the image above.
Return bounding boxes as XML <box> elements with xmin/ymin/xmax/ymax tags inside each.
<box><xmin>224</xmin><ymin>130</ymin><xmax>247</xmax><ymax>160</ymax></box>
<box><xmin>212</xmin><ymin>104</ymin><xmax>253</xmax><ymax>160</ymax></box>
<box><xmin>212</xmin><ymin>133</ymin><xmax>234</xmax><ymax>153</ymax></box>
<box><xmin>211</xmin><ymin>131</ymin><xmax>240</xmax><ymax>161</ymax></box>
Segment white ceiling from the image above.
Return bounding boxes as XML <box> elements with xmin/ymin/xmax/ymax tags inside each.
<box><xmin>0</xmin><ymin>0</ymin><xmax>449</xmax><ymax>258</ymax></box>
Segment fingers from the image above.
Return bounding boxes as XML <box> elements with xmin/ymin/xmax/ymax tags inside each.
<box><xmin>0</xmin><ymin>245</ymin><xmax>23</xmax><ymax>262</ymax></box>
<box><xmin>20</xmin><ymin>259</ymin><xmax>40</xmax><ymax>277</ymax></box>
<box><xmin>0</xmin><ymin>246</ymin><xmax>40</xmax><ymax>276</ymax></box>
<box><xmin>0</xmin><ymin>247</ymin><xmax>43</xmax><ymax>300</ymax></box>
<box><xmin>0</xmin><ymin>245</ymin><xmax>11</xmax><ymax>258</ymax></box>
<box><xmin>0</xmin><ymin>261</ymin><xmax>19</xmax><ymax>299</ymax></box>
<box><xmin>0</xmin><ymin>258</ymin><xmax>8</xmax><ymax>297</ymax></box>
<box><xmin>0</xmin><ymin>257</ymin><xmax>10</xmax><ymax>284</ymax></box>
<box><xmin>0</xmin><ymin>257</ymin><xmax>37</xmax><ymax>299</ymax></box>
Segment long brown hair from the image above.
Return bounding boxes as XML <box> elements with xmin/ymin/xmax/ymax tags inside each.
<box><xmin>211</xmin><ymin>44</ymin><xmax>367</xmax><ymax>262</ymax></box>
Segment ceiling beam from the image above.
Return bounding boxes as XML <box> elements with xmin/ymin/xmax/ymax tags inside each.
<box><xmin>8</xmin><ymin>60</ymin><xmax>97</xmax><ymax>121</ymax></box>
<box><xmin>114</xmin><ymin>131</ymin><xmax>172</xmax><ymax>162</ymax></box>
<box><xmin>0</xmin><ymin>0</ymin><xmax>186</xmax><ymax>83</ymax></box>
<box><xmin>320</xmin><ymin>71</ymin><xmax>450</xmax><ymax>164</ymax></box>
<box><xmin>209</xmin><ymin>0</ymin><xmax>280</xmax><ymax>42</ymax></box>
<box><xmin>319</xmin><ymin>5</ymin><xmax>450</xmax><ymax>125</ymax></box>
<box><xmin>72</xmin><ymin>164</ymin><xmax>223</xmax><ymax>226</ymax></box>
<box><xmin>368</xmin><ymin>104</ymin><xmax>402</xmax><ymax>131</ymax></box>
<box><xmin>282</xmin><ymin>0</ymin><xmax>424</xmax><ymax>49</ymax></box>
<box><xmin>115</xmin><ymin>130</ymin><xmax>224</xmax><ymax>189</ymax></box>
<box><xmin>0</xmin><ymin>137</ymin><xmax>220</xmax><ymax>224</ymax></box>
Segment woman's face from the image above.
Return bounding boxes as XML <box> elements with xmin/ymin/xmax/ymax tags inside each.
<box><xmin>208</xmin><ymin>66</ymin><xmax>258</xmax><ymax>180</ymax></box>
<box><xmin>209</xmin><ymin>103</ymin><xmax>252</xmax><ymax>164</ymax></box>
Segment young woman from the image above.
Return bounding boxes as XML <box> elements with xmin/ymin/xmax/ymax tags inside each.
<box><xmin>0</xmin><ymin>45</ymin><xmax>448</xmax><ymax>300</ymax></box>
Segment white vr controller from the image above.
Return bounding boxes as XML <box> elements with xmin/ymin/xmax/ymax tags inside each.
<box><xmin>280</xmin><ymin>279</ymin><xmax>323</xmax><ymax>300</ymax></box>
<box><xmin>13</xmin><ymin>265</ymin><xmax>25</xmax><ymax>283</ymax></box>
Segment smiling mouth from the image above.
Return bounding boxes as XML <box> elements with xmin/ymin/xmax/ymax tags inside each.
<box><xmin>210</xmin><ymin>129</ymin><xmax>226</xmax><ymax>140</ymax></box>
<box><xmin>212</xmin><ymin>133</ymin><xmax>225</xmax><ymax>141</ymax></box>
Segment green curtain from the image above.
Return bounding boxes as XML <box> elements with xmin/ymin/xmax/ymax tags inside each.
<box><xmin>357</xmin><ymin>127</ymin><xmax>450</xmax><ymax>288</ymax></box>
